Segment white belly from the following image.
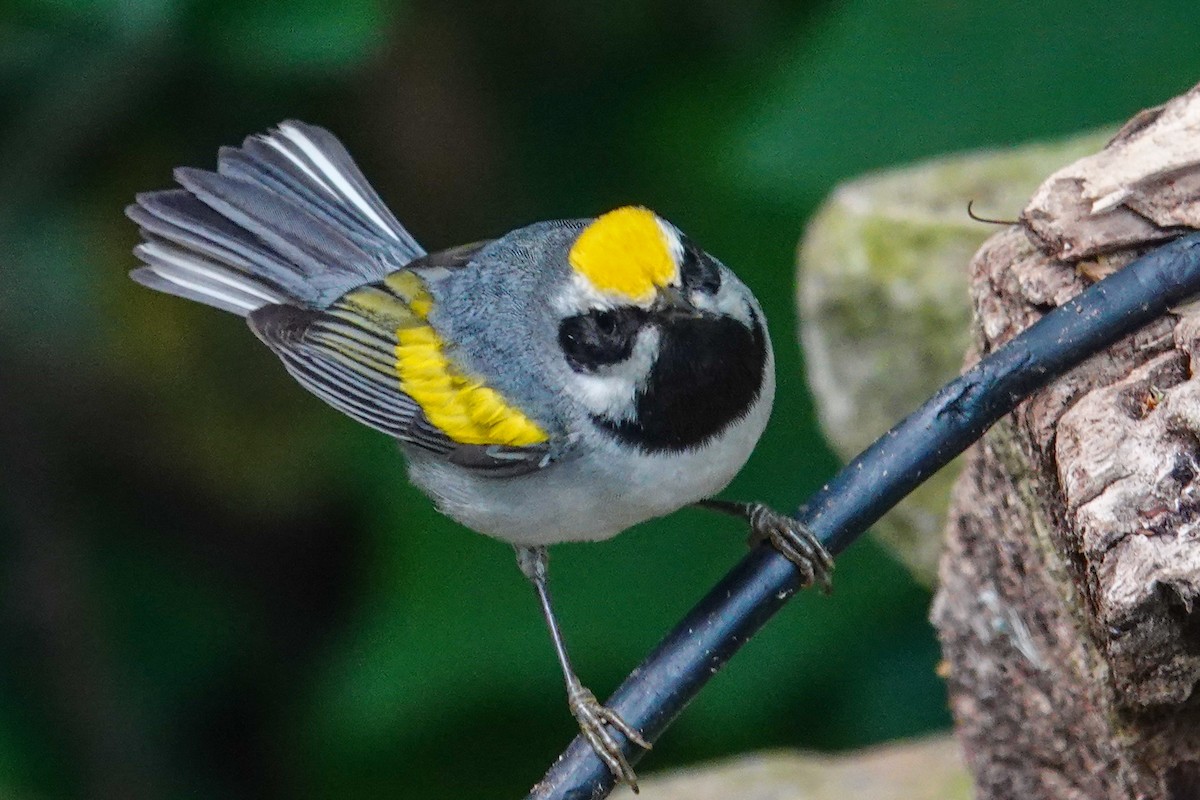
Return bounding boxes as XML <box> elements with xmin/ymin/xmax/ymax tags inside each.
<box><xmin>405</xmin><ymin>365</ymin><xmax>774</xmax><ymax>546</ymax></box>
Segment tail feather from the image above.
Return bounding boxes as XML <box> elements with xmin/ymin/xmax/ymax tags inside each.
<box><xmin>173</xmin><ymin>166</ymin><xmax>377</xmax><ymax>293</ymax></box>
<box><xmin>232</xmin><ymin>122</ymin><xmax>423</xmax><ymax>257</ymax></box>
<box><xmin>128</xmin><ymin>190</ymin><xmax>304</xmax><ymax>296</ymax></box>
<box><xmin>127</xmin><ymin>121</ymin><xmax>425</xmax><ymax>317</ymax></box>
<box><xmin>130</xmin><ymin>252</ymin><xmax>282</xmax><ymax>316</ymax></box>
<box><xmin>219</xmin><ymin>143</ymin><xmax>386</xmax><ymax>254</ymax></box>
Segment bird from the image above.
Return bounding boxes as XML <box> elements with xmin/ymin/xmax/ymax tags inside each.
<box><xmin>126</xmin><ymin>120</ymin><xmax>832</xmax><ymax>791</ymax></box>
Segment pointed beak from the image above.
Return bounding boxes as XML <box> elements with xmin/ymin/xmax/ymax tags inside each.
<box><xmin>655</xmin><ymin>285</ymin><xmax>703</xmax><ymax>318</ymax></box>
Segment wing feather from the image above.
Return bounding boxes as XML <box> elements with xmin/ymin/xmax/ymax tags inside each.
<box><xmin>248</xmin><ymin>276</ymin><xmax>553</xmax><ymax>474</ymax></box>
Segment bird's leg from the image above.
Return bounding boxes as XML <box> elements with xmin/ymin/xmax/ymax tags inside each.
<box><xmin>514</xmin><ymin>545</ymin><xmax>651</xmax><ymax>792</ymax></box>
<box><xmin>696</xmin><ymin>500</ymin><xmax>834</xmax><ymax>592</ymax></box>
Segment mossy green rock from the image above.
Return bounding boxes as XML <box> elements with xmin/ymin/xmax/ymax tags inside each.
<box><xmin>797</xmin><ymin>130</ymin><xmax>1113</xmax><ymax>584</ymax></box>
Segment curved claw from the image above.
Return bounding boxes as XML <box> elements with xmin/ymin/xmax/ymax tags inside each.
<box><xmin>568</xmin><ymin>686</ymin><xmax>651</xmax><ymax>792</ymax></box>
<box><xmin>746</xmin><ymin>504</ymin><xmax>835</xmax><ymax>593</ymax></box>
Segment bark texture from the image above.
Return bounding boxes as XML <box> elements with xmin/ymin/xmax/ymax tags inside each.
<box><xmin>933</xmin><ymin>82</ymin><xmax>1200</xmax><ymax>800</ymax></box>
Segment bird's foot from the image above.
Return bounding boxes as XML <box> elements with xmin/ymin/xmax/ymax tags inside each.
<box><xmin>568</xmin><ymin>685</ymin><xmax>651</xmax><ymax>792</ymax></box>
<box><xmin>745</xmin><ymin>503</ymin><xmax>834</xmax><ymax>593</ymax></box>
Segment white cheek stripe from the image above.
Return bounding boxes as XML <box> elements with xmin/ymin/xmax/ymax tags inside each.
<box><xmin>568</xmin><ymin>327</ymin><xmax>660</xmax><ymax>421</ymax></box>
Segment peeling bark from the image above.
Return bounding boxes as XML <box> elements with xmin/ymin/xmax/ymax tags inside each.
<box><xmin>933</xmin><ymin>83</ymin><xmax>1200</xmax><ymax>800</ymax></box>
<box><xmin>1023</xmin><ymin>83</ymin><xmax>1200</xmax><ymax>261</ymax></box>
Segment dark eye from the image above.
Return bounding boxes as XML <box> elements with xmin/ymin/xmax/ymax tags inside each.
<box><xmin>559</xmin><ymin>308</ymin><xmax>644</xmax><ymax>373</ymax></box>
<box><xmin>680</xmin><ymin>240</ymin><xmax>721</xmax><ymax>295</ymax></box>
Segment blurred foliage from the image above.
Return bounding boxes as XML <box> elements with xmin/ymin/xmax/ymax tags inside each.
<box><xmin>2</xmin><ymin>0</ymin><xmax>1200</xmax><ymax>798</ymax></box>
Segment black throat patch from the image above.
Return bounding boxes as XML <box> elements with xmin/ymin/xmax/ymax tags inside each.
<box><xmin>595</xmin><ymin>310</ymin><xmax>768</xmax><ymax>453</ymax></box>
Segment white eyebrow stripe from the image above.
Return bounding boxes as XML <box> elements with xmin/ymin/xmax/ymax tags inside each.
<box><xmin>655</xmin><ymin>217</ymin><xmax>684</xmax><ymax>282</ymax></box>
<box><xmin>276</xmin><ymin>123</ymin><xmax>401</xmax><ymax>242</ymax></box>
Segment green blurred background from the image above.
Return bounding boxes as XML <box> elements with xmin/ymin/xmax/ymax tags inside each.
<box><xmin>3</xmin><ymin>1</ymin><xmax>1199</xmax><ymax>798</ymax></box>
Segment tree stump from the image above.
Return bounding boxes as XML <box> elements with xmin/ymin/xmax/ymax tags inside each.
<box><xmin>932</xmin><ymin>84</ymin><xmax>1200</xmax><ymax>799</ymax></box>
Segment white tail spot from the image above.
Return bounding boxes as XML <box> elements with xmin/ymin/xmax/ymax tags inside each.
<box><xmin>276</xmin><ymin>123</ymin><xmax>401</xmax><ymax>242</ymax></box>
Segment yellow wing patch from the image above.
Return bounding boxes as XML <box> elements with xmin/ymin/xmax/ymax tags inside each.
<box><xmin>380</xmin><ymin>272</ymin><xmax>550</xmax><ymax>447</ymax></box>
<box><xmin>568</xmin><ymin>206</ymin><xmax>679</xmax><ymax>305</ymax></box>
<box><xmin>394</xmin><ymin>327</ymin><xmax>549</xmax><ymax>446</ymax></box>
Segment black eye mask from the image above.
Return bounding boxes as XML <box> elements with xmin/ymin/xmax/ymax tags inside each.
<box><xmin>558</xmin><ymin>308</ymin><xmax>649</xmax><ymax>373</ymax></box>
<box><xmin>580</xmin><ymin>306</ymin><xmax>768</xmax><ymax>454</ymax></box>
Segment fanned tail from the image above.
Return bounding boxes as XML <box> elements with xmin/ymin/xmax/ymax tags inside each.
<box><xmin>126</xmin><ymin>121</ymin><xmax>425</xmax><ymax>316</ymax></box>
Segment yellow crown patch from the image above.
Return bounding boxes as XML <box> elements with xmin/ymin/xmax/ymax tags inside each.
<box><xmin>568</xmin><ymin>206</ymin><xmax>679</xmax><ymax>304</ymax></box>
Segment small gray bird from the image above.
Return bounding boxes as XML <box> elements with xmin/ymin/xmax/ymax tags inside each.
<box><xmin>126</xmin><ymin>121</ymin><xmax>831</xmax><ymax>790</ymax></box>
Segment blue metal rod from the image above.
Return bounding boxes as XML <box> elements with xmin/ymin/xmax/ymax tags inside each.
<box><xmin>527</xmin><ymin>231</ymin><xmax>1200</xmax><ymax>800</ymax></box>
